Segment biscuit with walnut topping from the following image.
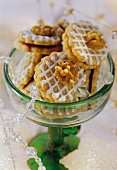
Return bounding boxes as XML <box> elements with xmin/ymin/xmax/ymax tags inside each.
<box><xmin>63</xmin><ymin>32</ymin><xmax>98</xmax><ymax>69</ymax></box>
<box><xmin>63</xmin><ymin>20</ymin><xmax>108</xmax><ymax>68</ymax></box>
<box><xmin>18</xmin><ymin>24</ymin><xmax>62</xmax><ymax>46</ymax></box>
<box><xmin>34</xmin><ymin>51</ymin><xmax>88</xmax><ymax>104</ymax></box>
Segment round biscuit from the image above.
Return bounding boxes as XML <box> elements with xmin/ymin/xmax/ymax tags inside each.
<box><xmin>14</xmin><ymin>40</ymin><xmax>62</xmax><ymax>55</ymax></box>
<box><xmin>34</xmin><ymin>52</ymin><xmax>88</xmax><ymax>103</ymax></box>
<box><xmin>14</xmin><ymin>52</ymin><xmax>42</xmax><ymax>89</ymax></box>
<box><xmin>65</xmin><ymin>20</ymin><xmax>108</xmax><ymax>67</ymax></box>
<box><xmin>18</xmin><ymin>29</ymin><xmax>62</xmax><ymax>46</ymax></box>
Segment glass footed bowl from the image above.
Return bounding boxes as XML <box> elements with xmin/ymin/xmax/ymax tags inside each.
<box><xmin>4</xmin><ymin>48</ymin><xmax>114</xmax><ymax>128</ymax></box>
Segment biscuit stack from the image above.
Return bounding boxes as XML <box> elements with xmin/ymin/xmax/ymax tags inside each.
<box><xmin>14</xmin><ymin>19</ymin><xmax>70</xmax><ymax>57</ymax></box>
<box><xmin>13</xmin><ymin>19</ymin><xmax>108</xmax><ymax>118</ymax></box>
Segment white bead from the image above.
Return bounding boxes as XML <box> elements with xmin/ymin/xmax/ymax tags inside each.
<box><xmin>28</xmin><ymin>85</ymin><xmax>37</xmax><ymax>92</ymax></box>
<box><xmin>103</xmin><ymin>72</ymin><xmax>113</xmax><ymax>84</ymax></box>
<box><xmin>41</xmin><ymin>166</ymin><xmax>46</xmax><ymax>170</ymax></box>
<box><xmin>26</xmin><ymin>102</ymin><xmax>34</xmax><ymax>111</ymax></box>
<box><xmin>38</xmin><ymin>166</ymin><xmax>46</xmax><ymax>170</ymax></box>
<box><xmin>35</xmin><ymin>157</ymin><xmax>41</xmax><ymax>164</ymax></box>
<box><xmin>27</xmin><ymin>85</ymin><xmax>38</xmax><ymax>98</ymax></box>
<box><xmin>14</xmin><ymin>113</ymin><xmax>23</xmax><ymax>124</ymax></box>
<box><xmin>26</xmin><ymin>147</ymin><xmax>37</xmax><ymax>158</ymax></box>
<box><xmin>112</xmin><ymin>30</ymin><xmax>117</xmax><ymax>39</ymax></box>
<box><xmin>21</xmin><ymin>141</ymin><xmax>27</xmax><ymax>147</ymax></box>
<box><xmin>12</xmin><ymin>132</ymin><xmax>22</xmax><ymax>142</ymax></box>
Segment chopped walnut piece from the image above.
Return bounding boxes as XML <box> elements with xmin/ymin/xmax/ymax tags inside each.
<box><xmin>86</xmin><ymin>30</ymin><xmax>106</xmax><ymax>51</ymax></box>
<box><xmin>31</xmin><ymin>24</ymin><xmax>64</xmax><ymax>36</ymax></box>
<box><xmin>54</xmin><ymin>60</ymin><xmax>79</xmax><ymax>85</ymax></box>
<box><xmin>31</xmin><ymin>25</ymin><xmax>54</xmax><ymax>36</ymax></box>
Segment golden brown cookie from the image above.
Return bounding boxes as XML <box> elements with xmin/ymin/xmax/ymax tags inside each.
<box><xmin>63</xmin><ymin>32</ymin><xmax>97</xmax><ymax>69</ymax></box>
<box><xmin>63</xmin><ymin>20</ymin><xmax>108</xmax><ymax>68</ymax></box>
<box><xmin>14</xmin><ymin>52</ymin><xmax>42</xmax><ymax>89</ymax></box>
<box><xmin>18</xmin><ymin>28</ymin><xmax>62</xmax><ymax>46</ymax></box>
<box><xmin>14</xmin><ymin>40</ymin><xmax>62</xmax><ymax>55</ymax></box>
<box><xmin>34</xmin><ymin>52</ymin><xmax>88</xmax><ymax>103</ymax></box>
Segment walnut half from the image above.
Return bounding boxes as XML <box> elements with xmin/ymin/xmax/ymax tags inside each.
<box><xmin>31</xmin><ymin>25</ymin><xmax>64</xmax><ymax>36</ymax></box>
<box><xmin>54</xmin><ymin>60</ymin><xmax>79</xmax><ymax>85</ymax></box>
<box><xmin>31</xmin><ymin>25</ymin><xmax>53</xmax><ymax>36</ymax></box>
<box><xmin>86</xmin><ymin>30</ymin><xmax>106</xmax><ymax>51</ymax></box>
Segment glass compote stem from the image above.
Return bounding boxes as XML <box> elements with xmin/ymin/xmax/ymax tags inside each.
<box><xmin>28</xmin><ymin>126</ymin><xmax>80</xmax><ymax>170</ymax></box>
<box><xmin>48</xmin><ymin>127</ymin><xmax>63</xmax><ymax>147</ymax></box>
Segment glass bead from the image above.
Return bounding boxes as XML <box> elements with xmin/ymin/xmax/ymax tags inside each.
<box><xmin>14</xmin><ymin>113</ymin><xmax>23</xmax><ymax>124</ymax></box>
<box><xmin>0</xmin><ymin>56</ymin><xmax>11</xmax><ymax>64</ymax></box>
<box><xmin>22</xmin><ymin>110</ymin><xmax>28</xmax><ymax>117</ymax></box>
<box><xmin>38</xmin><ymin>166</ymin><xmax>46</xmax><ymax>170</ymax></box>
<box><xmin>26</xmin><ymin>147</ymin><xmax>37</xmax><ymax>158</ymax></box>
<box><xmin>112</xmin><ymin>30</ymin><xmax>117</xmax><ymax>39</ymax></box>
<box><xmin>26</xmin><ymin>102</ymin><xmax>34</xmax><ymax>111</ymax></box>
<box><xmin>103</xmin><ymin>72</ymin><xmax>114</xmax><ymax>84</ymax></box>
<box><xmin>0</xmin><ymin>56</ymin><xmax>16</xmax><ymax>81</ymax></box>
<box><xmin>27</xmin><ymin>85</ymin><xmax>38</xmax><ymax>97</ymax></box>
<box><xmin>35</xmin><ymin>157</ymin><xmax>42</xmax><ymax>164</ymax></box>
<box><xmin>12</xmin><ymin>132</ymin><xmax>22</xmax><ymax>142</ymax></box>
<box><xmin>21</xmin><ymin>141</ymin><xmax>27</xmax><ymax>147</ymax></box>
<box><xmin>8</xmin><ymin>128</ymin><xmax>13</xmax><ymax>132</ymax></box>
<box><xmin>28</xmin><ymin>85</ymin><xmax>37</xmax><ymax>92</ymax></box>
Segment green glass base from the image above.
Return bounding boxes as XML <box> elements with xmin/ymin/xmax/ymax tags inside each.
<box><xmin>28</xmin><ymin>132</ymin><xmax>80</xmax><ymax>170</ymax></box>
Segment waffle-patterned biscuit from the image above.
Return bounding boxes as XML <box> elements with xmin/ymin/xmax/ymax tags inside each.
<box><xmin>34</xmin><ymin>52</ymin><xmax>88</xmax><ymax>103</ymax></box>
<box><xmin>18</xmin><ymin>29</ymin><xmax>62</xmax><ymax>46</ymax></box>
<box><xmin>14</xmin><ymin>40</ymin><xmax>62</xmax><ymax>55</ymax></box>
<box><xmin>63</xmin><ymin>33</ymin><xmax>96</xmax><ymax>69</ymax></box>
<box><xmin>63</xmin><ymin>20</ymin><xmax>108</xmax><ymax>68</ymax></box>
<box><xmin>15</xmin><ymin>52</ymin><xmax>42</xmax><ymax>89</ymax></box>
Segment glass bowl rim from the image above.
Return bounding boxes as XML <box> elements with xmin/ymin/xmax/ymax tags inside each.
<box><xmin>4</xmin><ymin>48</ymin><xmax>115</xmax><ymax>107</ymax></box>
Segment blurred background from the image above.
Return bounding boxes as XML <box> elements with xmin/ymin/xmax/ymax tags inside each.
<box><xmin>0</xmin><ymin>0</ymin><xmax>117</xmax><ymax>56</ymax></box>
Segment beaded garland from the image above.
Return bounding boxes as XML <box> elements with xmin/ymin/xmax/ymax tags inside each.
<box><xmin>0</xmin><ymin>57</ymin><xmax>46</xmax><ymax>170</ymax></box>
